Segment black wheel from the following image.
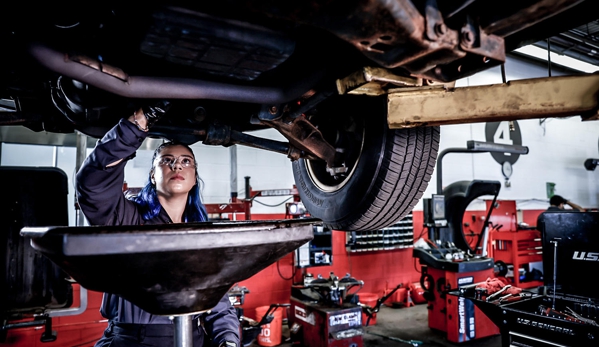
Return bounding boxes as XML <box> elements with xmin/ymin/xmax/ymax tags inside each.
<box><xmin>494</xmin><ymin>260</ymin><xmax>508</xmax><ymax>277</ymax></box>
<box><xmin>292</xmin><ymin>95</ymin><xmax>440</xmax><ymax>231</ymax></box>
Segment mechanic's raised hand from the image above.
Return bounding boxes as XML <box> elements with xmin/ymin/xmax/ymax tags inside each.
<box><xmin>142</xmin><ymin>100</ymin><xmax>171</xmax><ymax>128</ymax></box>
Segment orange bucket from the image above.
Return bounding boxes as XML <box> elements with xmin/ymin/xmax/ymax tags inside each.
<box><xmin>359</xmin><ymin>293</ymin><xmax>379</xmax><ymax>325</ymax></box>
<box><xmin>256</xmin><ymin>305</ymin><xmax>283</xmax><ymax>346</ymax></box>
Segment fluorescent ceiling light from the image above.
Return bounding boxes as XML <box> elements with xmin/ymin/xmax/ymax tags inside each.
<box><xmin>513</xmin><ymin>45</ymin><xmax>599</xmax><ymax>73</ymax></box>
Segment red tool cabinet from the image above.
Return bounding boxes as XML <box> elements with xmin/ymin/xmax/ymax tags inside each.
<box><xmin>491</xmin><ymin>230</ymin><xmax>543</xmax><ymax>288</ymax></box>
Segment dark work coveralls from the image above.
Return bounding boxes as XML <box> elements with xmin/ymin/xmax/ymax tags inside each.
<box><xmin>76</xmin><ymin>119</ymin><xmax>240</xmax><ymax>347</ymax></box>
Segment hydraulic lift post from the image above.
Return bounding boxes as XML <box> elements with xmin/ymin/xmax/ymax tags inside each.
<box><xmin>204</xmin><ymin>176</ymin><xmax>301</xmax><ymax>220</ymax></box>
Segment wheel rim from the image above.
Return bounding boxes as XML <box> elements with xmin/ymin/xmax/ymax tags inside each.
<box><xmin>305</xmin><ymin>116</ymin><xmax>366</xmax><ymax>193</ymax></box>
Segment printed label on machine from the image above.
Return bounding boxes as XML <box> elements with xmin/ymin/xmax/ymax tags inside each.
<box><xmin>458</xmin><ymin>276</ymin><xmax>474</xmax><ymax>286</ymax></box>
<box><xmin>329</xmin><ymin>311</ymin><xmax>361</xmax><ymax>327</ymax></box>
<box><xmin>294</xmin><ymin>306</ymin><xmax>315</xmax><ymax>325</ymax></box>
<box><xmin>458</xmin><ymin>276</ymin><xmax>476</xmax><ymax>342</ymax></box>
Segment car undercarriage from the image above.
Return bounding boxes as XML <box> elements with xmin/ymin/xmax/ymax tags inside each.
<box><xmin>1</xmin><ymin>0</ymin><xmax>597</xmax><ymax>231</ymax></box>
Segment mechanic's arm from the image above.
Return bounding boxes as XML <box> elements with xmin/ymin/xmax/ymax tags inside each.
<box><xmin>566</xmin><ymin>199</ymin><xmax>585</xmax><ymax>212</ymax></box>
<box><xmin>75</xmin><ymin>110</ymin><xmax>148</xmax><ymax>225</ymax></box>
<box><xmin>202</xmin><ymin>295</ymin><xmax>240</xmax><ymax>347</ymax></box>
<box><xmin>104</xmin><ymin>109</ymin><xmax>148</xmax><ymax>168</ymax></box>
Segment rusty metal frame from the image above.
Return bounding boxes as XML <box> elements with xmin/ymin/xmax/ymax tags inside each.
<box><xmin>260</xmin><ymin>116</ymin><xmax>338</xmax><ymax>166</ymax></box>
<box><xmin>333</xmin><ymin>0</ymin><xmax>501</xmax><ymax>81</ymax></box>
<box><xmin>336</xmin><ymin>66</ymin><xmax>423</xmax><ymax>96</ymax></box>
<box><xmin>386</xmin><ymin>73</ymin><xmax>599</xmax><ymax>128</ymax></box>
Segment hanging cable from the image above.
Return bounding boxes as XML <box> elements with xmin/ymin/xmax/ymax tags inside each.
<box><xmin>252</xmin><ymin>196</ymin><xmax>293</xmax><ymax>207</ymax></box>
<box><xmin>547</xmin><ymin>38</ymin><xmax>552</xmax><ymax>77</ymax></box>
<box><xmin>276</xmin><ymin>259</ymin><xmax>296</xmax><ymax>280</ymax></box>
<box><xmin>414</xmin><ymin>258</ymin><xmax>422</xmax><ymax>273</ymax></box>
<box><xmin>348</xmin><ymin>251</ymin><xmax>353</xmax><ymax>275</ymax></box>
<box><xmin>416</xmin><ymin>227</ymin><xmax>428</xmax><ymax>240</ymax></box>
<box><xmin>539</xmin><ymin>41</ymin><xmax>551</xmax><ymax>129</ymax></box>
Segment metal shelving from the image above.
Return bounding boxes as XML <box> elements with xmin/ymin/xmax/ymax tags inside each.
<box><xmin>345</xmin><ymin>213</ymin><xmax>414</xmax><ymax>252</ymax></box>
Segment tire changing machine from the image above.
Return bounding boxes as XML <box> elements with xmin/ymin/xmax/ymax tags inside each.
<box><xmin>414</xmin><ymin>179</ymin><xmax>505</xmax><ymax>343</ymax></box>
<box><xmin>289</xmin><ymin>272</ymin><xmax>365</xmax><ymax>347</ymax></box>
<box><xmin>413</xmin><ymin>140</ymin><xmax>529</xmax><ymax>343</ymax></box>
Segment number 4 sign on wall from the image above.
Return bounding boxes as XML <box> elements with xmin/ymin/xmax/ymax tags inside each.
<box><xmin>485</xmin><ymin>121</ymin><xmax>523</xmax><ymax>186</ymax></box>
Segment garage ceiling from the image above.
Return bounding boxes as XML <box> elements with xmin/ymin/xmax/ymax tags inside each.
<box><xmin>532</xmin><ymin>19</ymin><xmax>599</xmax><ymax>68</ymax></box>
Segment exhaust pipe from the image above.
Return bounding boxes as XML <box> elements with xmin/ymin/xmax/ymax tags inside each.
<box><xmin>28</xmin><ymin>43</ymin><xmax>321</xmax><ymax>104</ymax></box>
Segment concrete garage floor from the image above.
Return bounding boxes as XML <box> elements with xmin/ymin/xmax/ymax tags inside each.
<box><xmin>248</xmin><ymin>303</ymin><xmax>502</xmax><ymax>347</ymax></box>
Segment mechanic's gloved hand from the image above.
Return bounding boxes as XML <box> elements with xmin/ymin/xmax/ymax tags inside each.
<box><xmin>142</xmin><ymin>100</ymin><xmax>171</xmax><ymax>128</ymax></box>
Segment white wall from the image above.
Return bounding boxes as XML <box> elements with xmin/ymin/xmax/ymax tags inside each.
<box><xmin>2</xmin><ymin>55</ymin><xmax>598</xmax><ymax>226</ymax></box>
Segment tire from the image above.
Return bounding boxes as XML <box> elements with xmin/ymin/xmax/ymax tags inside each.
<box><xmin>292</xmin><ymin>95</ymin><xmax>440</xmax><ymax>231</ymax></box>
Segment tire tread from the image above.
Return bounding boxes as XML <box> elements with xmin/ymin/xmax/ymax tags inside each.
<box><xmin>336</xmin><ymin>126</ymin><xmax>440</xmax><ymax>231</ymax></box>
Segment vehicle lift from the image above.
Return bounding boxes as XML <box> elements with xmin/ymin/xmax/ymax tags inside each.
<box><xmin>204</xmin><ymin>176</ymin><xmax>302</xmax><ymax>220</ymax></box>
<box><xmin>337</xmin><ymin>68</ymin><xmax>599</xmax><ymax>129</ymax></box>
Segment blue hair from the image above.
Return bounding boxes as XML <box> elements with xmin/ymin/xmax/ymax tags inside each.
<box><xmin>132</xmin><ymin>141</ymin><xmax>208</xmax><ymax>222</ymax></box>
